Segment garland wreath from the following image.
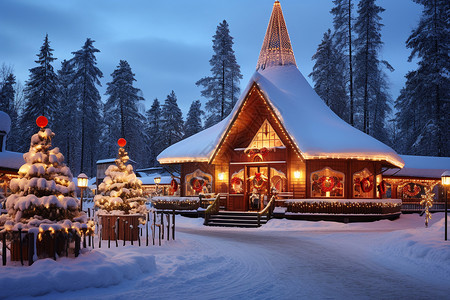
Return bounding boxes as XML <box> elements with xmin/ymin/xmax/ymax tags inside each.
<box><xmin>253</xmin><ymin>173</ymin><xmax>267</xmax><ymax>189</ymax></box>
<box><xmin>230</xmin><ymin>177</ymin><xmax>243</xmax><ymax>193</ymax></box>
<box><xmin>403</xmin><ymin>184</ymin><xmax>421</xmax><ymax>197</ymax></box>
<box><xmin>360</xmin><ymin>177</ymin><xmax>373</xmax><ymax>193</ymax></box>
<box><xmin>190</xmin><ymin>177</ymin><xmax>206</xmax><ymax>193</ymax></box>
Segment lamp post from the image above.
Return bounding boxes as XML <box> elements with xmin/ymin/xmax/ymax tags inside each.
<box><xmin>77</xmin><ymin>173</ymin><xmax>89</xmax><ymax>211</ymax></box>
<box><xmin>154</xmin><ymin>176</ymin><xmax>161</xmax><ymax>196</ymax></box>
<box><xmin>441</xmin><ymin>171</ymin><xmax>450</xmax><ymax>241</ymax></box>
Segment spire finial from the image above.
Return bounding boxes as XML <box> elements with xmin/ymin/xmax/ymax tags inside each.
<box><xmin>256</xmin><ymin>1</ymin><xmax>296</xmax><ymax>70</ymax></box>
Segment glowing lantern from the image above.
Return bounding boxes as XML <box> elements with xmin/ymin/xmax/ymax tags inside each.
<box><xmin>117</xmin><ymin>138</ymin><xmax>127</xmax><ymax>147</ymax></box>
<box><xmin>36</xmin><ymin>116</ymin><xmax>48</xmax><ymax>128</ymax></box>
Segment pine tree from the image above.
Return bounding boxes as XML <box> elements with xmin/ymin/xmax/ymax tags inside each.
<box><xmin>19</xmin><ymin>34</ymin><xmax>58</xmax><ymax>151</ymax></box>
<box><xmin>94</xmin><ymin>141</ymin><xmax>146</xmax><ymax>215</ymax></box>
<box><xmin>395</xmin><ymin>0</ymin><xmax>449</xmax><ymax>156</ymax></box>
<box><xmin>331</xmin><ymin>0</ymin><xmax>354</xmax><ymax>125</ymax></box>
<box><xmin>310</xmin><ymin>29</ymin><xmax>348</xmax><ymax>119</ymax></box>
<box><xmin>70</xmin><ymin>38</ymin><xmax>103</xmax><ymax>176</ymax></box>
<box><xmin>196</xmin><ymin>20</ymin><xmax>242</xmax><ymax>128</ymax></box>
<box><xmin>5</xmin><ymin>119</ymin><xmax>80</xmax><ymax>223</ymax></box>
<box><xmin>104</xmin><ymin>60</ymin><xmax>146</xmax><ymax>164</ymax></box>
<box><xmin>184</xmin><ymin>100</ymin><xmax>204</xmax><ymax>138</ymax></box>
<box><xmin>161</xmin><ymin>91</ymin><xmax>183</xmax><ymax>150</ymax></box>
<box><xmin>353</xmin><ymin>0</ymin><xmax>393</xmax><ymax>140</ymax></box>
<box><xmin>145</xmin><ymin>98</ymin><xmax>162</xmax><ymax>166</ymax></box>
<box><xmin>53</xmin><ymin>60</ymin><xmax>79</xmax><ymax>171</ymax></box>
<box><xmin>0</xmin><ymin>73</ymin><xmax>15</xmax><ymax>114</ymax></box>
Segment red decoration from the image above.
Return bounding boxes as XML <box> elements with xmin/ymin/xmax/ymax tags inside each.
<box><xmin>403</xmin><ymin>184</ymin><xmax>421</xmax><ymax>197</ymax></box>
<box><xmin>253</xmin><ymin>173</ymin><xmax>267</xmax><ymax>189</ymax></box>
<box><xmin>360</xmin><ymin>177</ymin><xmax>373</xmax><ymax>193</ymax></box>
<box><xmin>378</xmin><ymin>180</ymin><xmax>387</xmax><ymax>195</ymax></box>
<box><xmin>319</xmin><ymin>176</ymin><xmax>335</xmax><ymax>192</ymax></box>
<box><xmin>117</xmin><ymin>138</ymin><xmax>127</xmax><ymax>147</ymax></box>
<box><xmin>36</xmin><ymin>116</ymin><xmax>48</xmax><ymax>128</ymax></box>
<box><xmin>190</xmin><ymin>177</ymin><xmax>205</xmax><ymax>193</ymax></box>
<box><xmin>171</xmin><ymin>178</ymin><xmax>178</xmax><ymax>192</ymax></box>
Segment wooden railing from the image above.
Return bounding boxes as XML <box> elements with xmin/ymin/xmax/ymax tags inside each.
<box><xmin>257</xmin><ymin>195</ymin><xmax>276</xmax><ymax>226</ymax></box>
<box><xmin>203</xmin><ymin>194</ymin><xmax>221</xmax><ymax>225</ymax></box>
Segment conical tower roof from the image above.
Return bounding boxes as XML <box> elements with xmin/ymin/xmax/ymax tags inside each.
<box><xmin>256</xmin><ymin>1</ymin><xmax>296</xmax><ymax>70</ymax></box>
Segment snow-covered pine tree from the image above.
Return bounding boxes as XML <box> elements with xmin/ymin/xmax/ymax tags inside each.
<box><xmin>310</xmin><ymin>29</ymin><xmax>348</xmax><ymax>120</ymax></box>
<box><xmin>145</xmin><ymin>98</ymin><xmax>162</xmax><ymax>166</ymax></box>
<box><xmin>4</xmin><ymin>117</ymin><xmax>81</xmax><ymax>224</ymax></box>
<box><xmin>94</xmin><ymin>139</ymin><xmax>146</xmax><ymax>215</ymax></box>
<box><xmin>104</xmin><ymin>60</ymin><xmax>146</xmax><ymax>165</ymax></box>
<box><xmin>19</xmin><ymin>34</ymin><xmax>58</xmax><ymax>152</ymax></box>
<box><xmin>331</xmin><ymin>0</ymin><xmax>354</xmax><ymax>125</ymax></box>
<box><xmin>184</xmin><ymin>100</ymin><xmax>204</xmax><ymax>139</ymax></box>
<box><xmin>70</xmin><ymin>38</ymin><xmax>103</xmax><ymax>176</ymax></box>
<box><xmin>196</xmin><ymin>20</ymin><xmax>242</xmax><ymax>128</ymax></box>
<box><xmin>161</xmin><ymin>91</ymin><xmax>183</xmax><ymax>150</ymax></box>
<box><xmin>395</xmin><ymin>0</ymin><xmax>449</xmax><ymax>156</ymax></box>
<box><xmin>353</xmin><ymin>0</ymin><xmax>393</xmax><ymax>140</ymax></box>
<box><xmin>53</xmin><ymin>60</ymin><xmax>79</xmax><ymax>172</ymax></box>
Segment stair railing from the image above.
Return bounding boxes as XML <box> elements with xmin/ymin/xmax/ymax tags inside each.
<box><xmin>257</xmin><ymin>195</ymin><xmax>276</xmax><ymax>226</ymax></box>
<box><xmin>203</xmin><ymin>194</ymin><xmax>221</xmax><ymax>225</ymax></box>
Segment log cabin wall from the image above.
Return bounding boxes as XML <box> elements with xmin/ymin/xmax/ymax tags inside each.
<box><xmin>181</xmin><ymin>162</ymin><xmax>215</xmax><ymax>196</ymax></box>
<box><xmin>288</xmin><ymin>148</ymin><xmax>306</xmax><ymax>198</ymax></box>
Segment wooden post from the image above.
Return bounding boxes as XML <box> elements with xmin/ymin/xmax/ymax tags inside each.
<box><xmin>83</xmin><ymin>230</ymin><xmax>87</xmax><ymax>249</ymax></box>
<box><xmin>146</xmin><ymin>212</ymin><xmax>149</xmax><ymax>246</ymax></box>
<box><xmin>74</xmin><ymin>234</ymin><xmax>80</xmax><ymax>257</ymax></box>
<box><xmin>2</xmin><ymin>233</ymin><xmax>6</xmax><ymax>266</ymax></box>
<box><xmin>153</xmin><ymin>211</ymin><xmax>156</xmax><ymax>246</ymax></box>
<box><xmin>130</xmin><ymin>225</ymin><xmax>134</xmax><ymax>246</ymax></box>
<box><xmin>28</xmin><ymin>233</ymin><xmax>34</xmax><ymax>266</ymax></box>
<box><xmin>172</xmin><ymin>210</ymin><xmax>175</xmax><ymax>240</ymax></box>
<box><xmin>108</xmin><ymin>218</ymin><xmax>111</xmax><ymax>248</ymax></box>
<box><xmin>18</xmin><ymin>229</ymin><xmax>24</xmax><ymax>266</ymax></box>
<box><xmin>166</xmin><ymin>214</ymin><xmax>170</xmax><ymax>241</ymax></box>
<box><xmin>161</xmin><ymin>212</ymin><xmax>164</xmax><ymax>240</ymax></box>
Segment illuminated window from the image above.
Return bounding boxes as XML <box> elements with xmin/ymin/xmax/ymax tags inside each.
<box><xmin>230</xmin><ymin>169</ymin><xmax>244</xmax><ymax>194</ymax></box>
<box><xmin>353</xmin><ymin>168</ymin><xmax>373</xmax><ymax>198</ymax></box>
<box><xmin>246</xmin><ymin>119</ymin><xmax>284</xmax><ymax>151</ymax></box>
<box><xmin>311</xmin><ymin>167</ymin><xmax>344</xmax><ymax>198</ymax></box>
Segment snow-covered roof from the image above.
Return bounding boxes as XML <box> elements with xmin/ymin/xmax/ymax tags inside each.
<box><xmin>158</xmin><ymin>66</ymin><xmax>404</xmax><ymax>168</ymax></box>
<box><xmin>0</xmin><ymin>111</ymin><xmax>11</xmax><ymax>134</ymax></box>
<box><xmin>157</xmin><ymin>1</ymin><xmax>403</xmax><ymax>168</ymax></box>
<box><xmin>384</xmin><ymin>155</ymin><xmax>450</xmax><ymax>179</ymax></box>
<box><xmin>0</xmin><ymin>150</ymin><xmax>23</xmax><ymax>171</ymax></box>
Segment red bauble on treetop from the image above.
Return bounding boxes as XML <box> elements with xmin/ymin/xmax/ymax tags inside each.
<box><xmin>36</xmin><ymin>116</ymin><xmax>48</xmax><ymax>128</ymax></box>
<box><xmin>117</xmin><ymin>138</ymin><xmax>127</xmax><ymax>147</ymax></box>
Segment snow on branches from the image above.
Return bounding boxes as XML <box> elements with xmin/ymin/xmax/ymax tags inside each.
<box><xmin>94</xmin><ymin>145</ymin><xmax>147</xmax><ymax>215</ymax></box>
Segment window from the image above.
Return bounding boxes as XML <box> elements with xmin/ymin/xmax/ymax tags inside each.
<box><xmin>353</xmin><ymin>168</ymin><xmax>374</xmax><ymax>198</ymax></box>
<box><xmin>185</xmin><ymin>169</ymin><xmax>213</xmax><ymax>196</ymax></box>
<box><xmin>311</xmin><ymin>167</ymin><xmax>344</xmax><ymax>198</ymax></box>
<box><xmin>230</xmin><ymin>169</ymin><xmax>244</xmax><ymax>194</ymax></box>
<box><xmin>246</xmin><ymin>119</ymin><xmax>284</xmax><ymax>151</ymax></box>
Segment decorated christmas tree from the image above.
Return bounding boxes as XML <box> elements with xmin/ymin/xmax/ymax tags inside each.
<box><xmin>94</xmin><ymin>138</ymin><xmax>147</xmax><ymax>215</ymax></box>
<box><xmin>3</xmin><ymin>116</ymin><xmax>82</xmax><ymax>224</ymax></box>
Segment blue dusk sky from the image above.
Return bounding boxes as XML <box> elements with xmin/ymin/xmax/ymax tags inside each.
<box><xmin>0</xmin><ymin>0</ymin><xmax>422</xmax><ymax>115</ymax></box>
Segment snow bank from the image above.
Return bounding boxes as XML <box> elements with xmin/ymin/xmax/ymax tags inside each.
<box><xmin>0</xmin><ymin>247</ymin><xmax>156</xmax><ymax>298</ymax></box>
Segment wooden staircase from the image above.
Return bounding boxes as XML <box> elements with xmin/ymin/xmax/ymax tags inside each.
<box><xmin>204</xmin><ymin>211</ymin><xmax>269</xmax><ymax>228</ymax></box>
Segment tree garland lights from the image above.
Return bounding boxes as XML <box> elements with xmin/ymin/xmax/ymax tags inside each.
<box><xmin>287</xmin><ymin>201</ymin><xmax>401</xmax><ymax>214</ymax></box>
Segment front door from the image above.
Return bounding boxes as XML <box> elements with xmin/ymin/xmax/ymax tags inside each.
<box><xmin>247</xmin><ymin>166</ymin><xmax>269</xmax><ymax>211</ymax></box>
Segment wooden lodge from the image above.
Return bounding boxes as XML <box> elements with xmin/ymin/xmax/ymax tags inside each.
<box><xmin>157</xmin><ymin>1</ymin><xmax>448</xmax><ymax>219</ymax></box>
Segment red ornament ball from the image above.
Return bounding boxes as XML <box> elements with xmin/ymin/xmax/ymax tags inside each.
<box><xmin>36</xmin><ymin>116</ymin><xmax>48</xmax><ymax>128</ymax></box>
<box><xmin>117</xmin><ymin>138</ymin><xmax>127</xmax><ymax>147</ymax></box>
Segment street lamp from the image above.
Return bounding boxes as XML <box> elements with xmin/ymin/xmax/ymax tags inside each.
<box><xmin>77</xmin><ymin>173</ymin><xmax>88</xmax><ymax>211</ymax></box>
<box><xmin>441</xmin><ymin>171</ymin><xmax>450</xmax><ymax>241</ymax></box>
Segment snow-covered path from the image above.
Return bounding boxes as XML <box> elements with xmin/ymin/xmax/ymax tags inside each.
<box><xmin>21</xmin><ymin>214</ymin><xmax>449</xmax><ymax>300</ymax></box>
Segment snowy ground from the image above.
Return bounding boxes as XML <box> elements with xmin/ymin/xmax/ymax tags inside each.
<box><xmin>1</xmin><ymin>213</ymin><xmax>449</xmax><ymax>300</ymax></box>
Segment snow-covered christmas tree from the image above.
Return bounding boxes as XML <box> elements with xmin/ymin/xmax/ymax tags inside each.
<box><xmin>3</xmin><ymin>116</ymin><xmax>81</xmax><ymax>224</ymax></box>
<box><xmin>94</xmin><ymin>138</ymin><xmax>147</xmax><ymax>215</ymax></box>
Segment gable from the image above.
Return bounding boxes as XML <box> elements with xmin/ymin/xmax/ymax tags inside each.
<box><xmin>246</xmin><ymin>119</ymin><xmax>284</xmax><ymax>151</ymax></box>
<box><xmin>211</xmin><ymin>83</ymin><xmax>304</xmax><ymax>164</ymax></box>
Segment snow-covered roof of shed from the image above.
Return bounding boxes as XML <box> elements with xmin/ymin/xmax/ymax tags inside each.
<box><xmin>0</xmin><ymin>111</ymin><xmax>11</xmax><ymax>134</ymax></box>
<box><xmin>384</xmin><ymin>155</ymin><xmax>450</xmax><ymax>179</ymax></box>
<box><xmin>0</xmin><ymin>150</ymin><xmax>24</xmax><ymax>171</ymax></box>
<box><xmin>157</xmin><ymin>0</ymin><xmax>404</xmax><ymax>168</ymax></box>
